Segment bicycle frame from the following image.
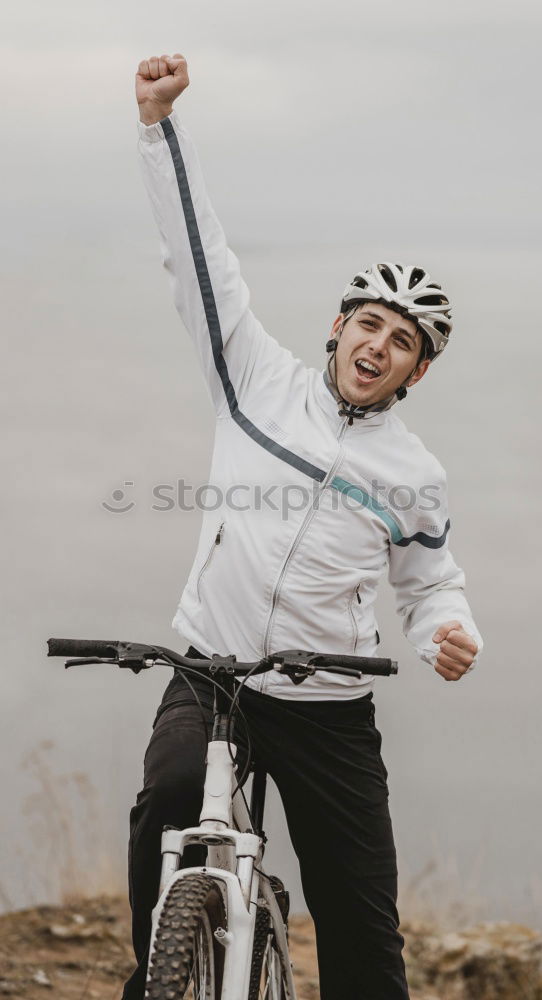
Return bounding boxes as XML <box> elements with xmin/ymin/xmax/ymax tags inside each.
<box><xmin>148</xmin><ymin>737</ymin><xmax>296</xmax><ymax>1000</ymax></box>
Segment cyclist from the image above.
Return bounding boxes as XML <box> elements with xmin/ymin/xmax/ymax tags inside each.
<box><xmin>123</xmin><ymin>53</ymin><xmax>483</xmax><ymax>1000</ymax></box>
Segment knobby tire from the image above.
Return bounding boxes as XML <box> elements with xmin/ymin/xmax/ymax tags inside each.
<box><xmin>145</xmin><ymin>874</ymin><xmax>226</xmax><ymax>999</ymax></box>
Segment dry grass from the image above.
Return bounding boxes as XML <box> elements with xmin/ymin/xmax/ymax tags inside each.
<box><xmin>398</xmin><ymin>848</ymin><xmax>488</xmax><ymax>930</ymax></box>
<box><xmin>16</xmin><ymin>741</ymin><xmax>124</xmax><ymax>906</ymax></box>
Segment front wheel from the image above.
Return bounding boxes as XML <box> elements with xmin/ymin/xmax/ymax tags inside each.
<box><xmin>146</xmin><ymin>874</ymin><xmax>226</xmax><ymax>999</ymax></box>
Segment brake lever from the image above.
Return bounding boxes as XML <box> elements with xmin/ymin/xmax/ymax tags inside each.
<box><xmin>65</xmin><ymin>655</ymin><xmax>156</xmax><ymax>673</ymax></box>
<box><xmin>65</xmin><ymin>657</ymin><xmax>117</xmax><ymax>668</ymax></box>
<box><xmin>306</xmin><ymin>660</ymin><xmax>363</xmax><ymax>679</ymax></box>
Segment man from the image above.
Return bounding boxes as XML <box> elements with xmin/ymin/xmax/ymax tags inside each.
<box><xmin>124</xmin><ymin>53</ymin><xmax>483</xmax><ymax>999</ymax></box>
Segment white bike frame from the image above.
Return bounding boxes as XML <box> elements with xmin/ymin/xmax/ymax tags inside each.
<box><xmin>147</xmin><ymin>738</ymin><xmax>296</xmax><ymax>999</ymax></box>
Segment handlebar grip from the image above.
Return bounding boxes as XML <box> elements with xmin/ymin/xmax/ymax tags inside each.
<box><xmin>311</xmin><ymin>654</ymin><xmax>397</xmax><ymax>676</ymax></box>
<box><xmin>47</xmin><ymin>638</ymin><xmax>119</xmax><ymax>658</ymax></box>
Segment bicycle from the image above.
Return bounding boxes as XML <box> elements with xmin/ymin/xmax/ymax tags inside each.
<box><xmin>47</xmin><ymin>637</ymin><xmax>398</xmax><ymax>999</ymax></box>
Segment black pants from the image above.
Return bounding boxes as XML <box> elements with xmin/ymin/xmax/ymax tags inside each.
<box><xmin>122</xmin><ymin>655</ymin><xmax>410</xmax><ymax>1000</ymax></box>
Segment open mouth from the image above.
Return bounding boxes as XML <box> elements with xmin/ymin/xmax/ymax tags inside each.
<box><xmin>354</xmin><ymin>359</ymin><xmax>382</xmax><ymax>383</ymax></box>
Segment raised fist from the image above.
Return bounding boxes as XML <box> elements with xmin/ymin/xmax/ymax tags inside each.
<box><xmin>136</xmin><ymin>54</ymin><xmax>189</xmax><ymax>124</ymax></box>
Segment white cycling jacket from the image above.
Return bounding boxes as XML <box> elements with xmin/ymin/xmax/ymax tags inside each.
<box><xmin>138</xmin><ymin>112</ymin><xmax>483</xmax><ymax>700</ymax></box>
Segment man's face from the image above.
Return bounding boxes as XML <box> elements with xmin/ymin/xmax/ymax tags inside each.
<box><xmin>330</xmin><ymin>302</ymin><xmax>430</xmax><ymax>407</ymax></box>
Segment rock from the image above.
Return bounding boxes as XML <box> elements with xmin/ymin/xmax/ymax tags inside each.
<box><xmin>404</xmin><ymin>920</ymin><xmax>542</xmax><ymax>999</ymax></box>
<box><xmin>32</xmin><ymin>968</ymin><xmax>52</xmax><ymax>987</ymax></box>
<box><xmin>48</xmin><ymin>920</ymin><xmax>106</xmax><ymax>940</ymax></box>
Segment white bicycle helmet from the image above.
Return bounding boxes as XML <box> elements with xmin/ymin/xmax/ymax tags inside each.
<box><xmin>341</xmin><ymin>262</ymin><xmax>452</xmax><ymax>360</ymax></box>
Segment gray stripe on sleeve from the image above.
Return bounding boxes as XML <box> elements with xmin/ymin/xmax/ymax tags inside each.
<box><xmin>161</xmin><ymin>117</ymin><xmax>326</xmax><ymax>484</ymax></box>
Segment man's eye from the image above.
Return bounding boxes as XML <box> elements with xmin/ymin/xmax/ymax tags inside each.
<box><xmin>396</xmin><ymin>337</ymin><xmax>410</xmax><ymax>349</ymax></box>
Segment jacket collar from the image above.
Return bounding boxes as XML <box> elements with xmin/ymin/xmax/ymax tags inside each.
<box><xmin>317</xmin><ymin>370</ymin><xmax>390</xmax><ymax>429</ymax></box>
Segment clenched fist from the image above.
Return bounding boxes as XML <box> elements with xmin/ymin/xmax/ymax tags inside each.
<box><xmin>432</xmin><ymin>620</ymin><xmax>478</xmax><ymax>681</ymax></box>
<box><xmin>136</xmin><ymin>53</ymin><xmax>189</xmax><ymax>125</ymax></box>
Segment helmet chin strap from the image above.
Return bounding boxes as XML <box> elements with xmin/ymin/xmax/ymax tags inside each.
<box><xmin>325</xmin><ymin>330</ymin><xmax>415</xmax><ymax>425</ymax></box>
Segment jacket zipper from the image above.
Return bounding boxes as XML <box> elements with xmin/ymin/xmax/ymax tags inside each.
<box><xmin>261</xmin><ymin>420</ymin><xmax>349</xmax><ymax>679</ymax></box>
<box><xmin>196</xmin><ymin>522</ymin><xmax>224</xmax><ymax>600</ymax></box>
<box><xmin>348</xmin><ymin>585</ymin><xmax>361</xmax><ymax>652</ymax></box>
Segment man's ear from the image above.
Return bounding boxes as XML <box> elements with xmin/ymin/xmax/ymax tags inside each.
<box><xmin>406</xmin><ymin>358</ymin><xmax>431</xmax><ymax>387</ymax></box>
<box><xmin>329</xmin><ymin>313</ymin><xmax>344</xmax><ymax>341</ymax></box>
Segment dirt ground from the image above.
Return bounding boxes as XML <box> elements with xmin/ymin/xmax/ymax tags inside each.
<box><xmin>0</xmin><ymin>894</ymin><xmax>439</xmax><ymax>999</ymax></box>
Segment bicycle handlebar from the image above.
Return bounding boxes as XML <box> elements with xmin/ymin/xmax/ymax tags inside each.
<box><xmin>47</xmin><ymin>638</ymin><xmax>398</xmax><ymax>678</ymax></box>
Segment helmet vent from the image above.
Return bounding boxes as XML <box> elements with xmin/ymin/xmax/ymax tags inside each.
<box><xmin>377</xmin><ymin>264</ymin><xmax>398</xmax><ymax>292</ymax></box>
<box><xmin>415</xmin><ymin>293</ymin><xmax>448</xmax><ymax>307</ymax></box>
<box><xmin>353</xmin><ymin>276</ymin><xmax>368</xmax><ymax>289</ymax></box>
<box><xmin>434</xmin><ymin>320</ymin><xmax>449</xmax><ymax>336</ymax></box>
<box><xmin>409</xmin><ymin>268</ymin><xmax>426</xmax><ymax>289</ymax></box>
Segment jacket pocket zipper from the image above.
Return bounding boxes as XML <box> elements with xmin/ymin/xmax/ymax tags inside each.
<box><xmin>348</xmin><ymin>585</ymin><xmax>361</xmax><ymax>652</ymax></box>
<box><xmin>196</xmin><ymin>522</ymin><xmax>224</xmax><ymax>599</ymax></box>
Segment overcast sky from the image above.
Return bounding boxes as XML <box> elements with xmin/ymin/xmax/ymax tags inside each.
<box><xmin>2</xmin><ymin>0</ymin><xmax>540</xmax><ymax>254</ymax></box>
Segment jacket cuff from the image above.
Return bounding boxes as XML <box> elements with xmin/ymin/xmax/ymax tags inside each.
<box><xmin>137</xmin><ymin>118</ymin><xmax>165</xmax><ymax>142</ymax></box>
<box><xmin>138</xmin><ymin>110</ymin><xmax>181</xmax><ymax>142</ymax></box>
<box><xmin>138</xmin><ymin>108</ymin><xmax>181</xmax><ymax>143</ymax></box>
